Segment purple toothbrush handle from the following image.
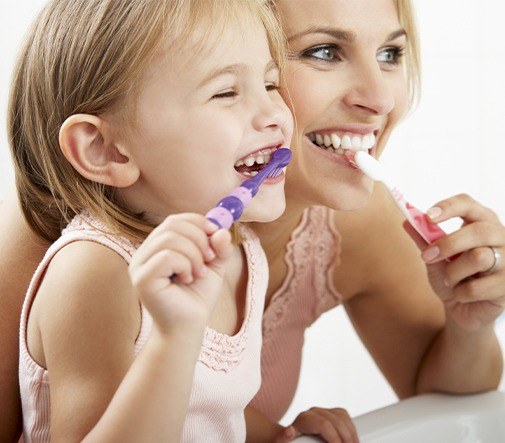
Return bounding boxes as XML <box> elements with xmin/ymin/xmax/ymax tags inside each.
<box><xmin>205</xmin><ymin>147</ymin><xmax>291</xmax><ymax>228</ymax></box>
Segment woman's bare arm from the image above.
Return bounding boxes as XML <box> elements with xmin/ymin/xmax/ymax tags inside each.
<box><xmin>0</xmin><ymin>189</ymin><xmax>49</xmax><ymax>441</ymax></box>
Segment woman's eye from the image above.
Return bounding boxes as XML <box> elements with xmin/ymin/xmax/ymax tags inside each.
<box><xmin>377</xmin><ymin>46</ymin><xmax>405</xmax><ymax>65</ymax></box>
<box><xmin>299</xmin><ymin>45</ymin><xmax>342</xmax><ymax>63</ymax></box>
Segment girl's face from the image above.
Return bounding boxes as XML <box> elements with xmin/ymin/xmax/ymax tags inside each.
<box><xmin>120</xmin><ymin>17</ymin><xmax>293</xmax><ymax>224</ymax></box>
<box><xmin>277</xmin><ymin>0</ymin><xmax>409</xmax><ymax>210</ymax></box>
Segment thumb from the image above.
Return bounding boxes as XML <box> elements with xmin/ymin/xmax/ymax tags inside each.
<box><xmin>206</xmin><ymin>229</ymin><xmax>233</xmax><ymax>275</ymax></box>
<box><xmin>402</xmin><ymin>220</ymin><xmax>430</xmax><ymax>251</ymax></box>
<box><xmin>276</xmin><ymin>425</ymin><xmax>301</xmax><ymax>443</ymax></box>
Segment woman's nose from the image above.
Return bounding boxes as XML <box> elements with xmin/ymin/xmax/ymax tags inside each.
<box><xmin>343</xmin><ymin>64</ymin><xmax>395</xmax><ymax>116</ymax></box>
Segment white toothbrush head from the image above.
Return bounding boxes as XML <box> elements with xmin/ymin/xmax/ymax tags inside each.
<box><xmin>354</xmin><ymin>151</ymin><xmax>386</xmax><ymax>182</ymax></box>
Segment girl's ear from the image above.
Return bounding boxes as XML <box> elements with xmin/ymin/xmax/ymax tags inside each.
<box><xmin>59</xmin><ymin>114</ymin><xmax>140</xmax><ymax>188</ymax></box>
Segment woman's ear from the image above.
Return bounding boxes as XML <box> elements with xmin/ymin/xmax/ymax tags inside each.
<box><xmin>59</xmin><ymin>114</ymin><xmax>140</xmax><ymax>188</ymax></box>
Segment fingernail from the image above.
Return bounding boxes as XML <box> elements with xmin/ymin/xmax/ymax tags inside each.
<box><xmin>444</xmin><ymin>278</ymin><xmax>452</xmax><ymax>287</ymax></box>
<box><xmin>206</xmin><ymin>221</ymin><xmax>219</xmax><ymax>232</ymax></box>
<box><xmin>285</xmin><ymin>427</ymin><xmax>296</xmax><ymax>438</ymax></box>
<box><xmin>206</xmin><ymin>247</ymin><xmax>216</xmax><ymax>261</ymax></box>
<box><xmin>198</xmin><ymin>266</ymin><xmax>208</xmax><ymax>278</ymax></box>
<box><xmin>422</xmin><ymin>246</ymin><xmax>440</xmax><ymax>262</ymax></box>
<box><xmin>427</xmin><ymin>206</ymin><xmax>442</xmax><ymax>220</ymax></box>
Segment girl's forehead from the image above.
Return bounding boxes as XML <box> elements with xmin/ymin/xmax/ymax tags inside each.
<box><xmin>159</xmin><ymin>13</ymin><xmax>265</xmax><ymax>67</ymax></box>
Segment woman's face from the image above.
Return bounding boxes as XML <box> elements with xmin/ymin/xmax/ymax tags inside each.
<box><xmin>277</xmin><ymin>0</ymin><xmax>409</xmax><ymax>210</ymax></box>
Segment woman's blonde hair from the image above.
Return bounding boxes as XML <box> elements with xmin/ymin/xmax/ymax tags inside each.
<box><xmin>395</xmin><ymin>0</ymin><xmax>421</xmax><ymax>110</ymax></box>
<box><xmin>9</xmin><ymin>0</ymin><xmax>285</xmax><ymax>243</ymax></box>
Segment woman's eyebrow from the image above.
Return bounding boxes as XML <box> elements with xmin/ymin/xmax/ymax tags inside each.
<box><xmin>287</xmin><ymin>27</ymin><xmax>355</xmax><ymax>44</ymax></box>
<box><xmin>386</xmin><ymin>29</ymin><xmax>407</xmax><ymax>41</ymax></box>
<box><xmin>287</xmin><ymin>27</ymin><xmax>407</xmax><ymax>45</ymax></box>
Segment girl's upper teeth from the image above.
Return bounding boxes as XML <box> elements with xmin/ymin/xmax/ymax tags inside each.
<box><xmin>235</xmin><ymin>147</ymin><xmax>275</xmax><ymax>168</ymax></box>
<box><xmin>309</xmin><ymin>132</ymin><xmax>376</xmax><ymax>152</ymax></box>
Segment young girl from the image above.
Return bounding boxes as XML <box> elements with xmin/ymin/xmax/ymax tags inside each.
<box><xmin>10</xmin><ymin>0</ymin><xmax>292</xmax><ymax>441</ymax></box>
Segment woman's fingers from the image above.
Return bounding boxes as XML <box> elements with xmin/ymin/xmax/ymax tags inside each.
<box><xmin>428</xmin><ymin>194</ymin><xmax>500</xmax><ymax>225</ymax></box>
<box><xmin>287</xmin><ymin>407</ymin><xmax>358</xmax><ymax>443</ymax></box>
<box><xmin>444</xmin><ymin>246</ymin><xmax>503</xmax><ymax>287</ymax></box>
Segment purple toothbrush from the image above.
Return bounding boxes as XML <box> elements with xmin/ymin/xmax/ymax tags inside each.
<box><xmin>205</xmin><ymin>147</ymin><xmax>291</xmax><ymax>229</ymax></box>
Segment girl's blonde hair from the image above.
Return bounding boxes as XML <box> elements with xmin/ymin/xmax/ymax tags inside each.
<box><xmin>9</xmin><ymin>0</ymin><xmax>285</xmax><ymax>243</ymax></box>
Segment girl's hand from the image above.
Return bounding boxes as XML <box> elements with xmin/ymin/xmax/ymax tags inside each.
<box><xmin>129</xmin><ymin>213</ymin><xmax>234</xmax><ymax>334</ymax></box>
<box><xmin>275</xmin><ymin>407</ymin><xmax>359</xmax><ymax>443</ymax></box>
<box><xmin>406</xmin><ymin>193</ymin><xmax>505</xmax><ymax>331</ymax></box>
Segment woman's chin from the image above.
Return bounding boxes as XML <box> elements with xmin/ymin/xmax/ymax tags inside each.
<box><xmin>322</xmin><ymin>183</ymin><xmax>374</xmax><ymax>212</ymax></box>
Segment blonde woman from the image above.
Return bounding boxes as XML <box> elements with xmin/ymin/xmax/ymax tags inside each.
<box><xmin>6</xmin><ymin>0</ymin><xmax>294</xmax><ymax>441</ymax></box>
<box><xmin>246</xmin><ymin>0</ymin><xmax>505</xmax><ymax>441</ymax></box>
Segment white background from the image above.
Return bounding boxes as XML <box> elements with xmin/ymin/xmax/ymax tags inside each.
<box><xmin>1</xmin><ymin>0</ymin><xmax>505</xmax><ymax>423</ymax></box>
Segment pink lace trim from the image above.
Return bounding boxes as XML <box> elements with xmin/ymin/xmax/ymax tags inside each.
<box><xmin>63</xmin><ymin>211</ymin><xmax>140</xmax><ymax>257</ymax></box>
<box><xmin>199</xmin><ymin>224</ymin><xmax>264</xmax><ymax>372</ymax></box>
<box><xmin>262</xmin><ymin>206</ymin><xmax>342</xmax><ymax>342</ymax></box>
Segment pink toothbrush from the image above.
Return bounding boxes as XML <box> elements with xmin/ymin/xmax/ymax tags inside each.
<box><xmin>353</xmin><ymin>151</ymin><xmax>446</xmax><ymax>245</ymax></box>
<box><xmin>205</xmin><ymin>147</ymin><xmax>292</xmax><ymax>229</ymax></box>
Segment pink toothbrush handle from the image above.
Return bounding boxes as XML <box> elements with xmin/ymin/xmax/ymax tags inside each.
<box><xmin>405</xmin><ymin>202</ymin><xmax>447</xmax><ymax>244</ymax></box>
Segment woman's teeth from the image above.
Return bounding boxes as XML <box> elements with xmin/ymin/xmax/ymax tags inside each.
<box><xmin>309</xmin><ymin>132</ymin><xmax>375</xmax><ymax>154</ymax></box>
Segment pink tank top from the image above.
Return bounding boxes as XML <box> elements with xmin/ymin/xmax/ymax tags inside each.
<box><xmin>19</xmin><ymin>213</ymin><xmax>268</xmax><ymax>442</ymax></box>
<box><xmin>250</xmin><ymin>206</ymin><xmax>343</xmax><ymax>421</ymax></box>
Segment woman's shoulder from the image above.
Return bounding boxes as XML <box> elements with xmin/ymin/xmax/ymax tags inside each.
<box><xmin>0</xmin><ymin>189</ymin><xmax>49</xmax><ymax>260</ymax></box>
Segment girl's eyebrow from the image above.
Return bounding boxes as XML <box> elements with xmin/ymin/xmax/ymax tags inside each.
<box><xmin>287</xmin><ymin>27</ymin><xmax>407</xmax><ymax>44</ymax></box>
<box><xmin>198</xmin><ymin>63</ymin><xmax>247</xmax><ymax>89</ymax></box>
<box><xmin>198</xmin><ymin>59</ymin><xmax>279</xmax><ymax>89</ymax></box>
<box><xmin>265</xmin><ymin>59</ymin><xmax>280</xmax><ymax>74</ymax></box>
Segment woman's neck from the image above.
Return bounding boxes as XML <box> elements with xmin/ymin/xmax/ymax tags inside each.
<box><xmin>250</xmin><ymin>192</ymin><xmax>309</xmax><ymax>264</ymax></box>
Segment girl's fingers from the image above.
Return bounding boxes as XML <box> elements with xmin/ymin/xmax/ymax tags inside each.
<box><xmin>133</xmin><ymin>231</ymin><xmax>207</xmax><ymax>279</ymax></box>
<box><xmin>130</xmin><ymin>249</ymin><xmax>194</xmax><ymax>290</ymax></box>
<box><xmin>147</xmin><ymin>215</ymin><xmax>218</xmax><ymax>261</ymax></box>
<box><xmin>209</xmin><ymin>229</ymin><xmax>233</xmax><ymax>260</ymax></box>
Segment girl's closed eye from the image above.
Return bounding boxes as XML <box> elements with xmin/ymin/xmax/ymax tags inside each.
<box><xmin>211</xmin><ymin>89</ymin><xmax>238</xmax><ymax>100</ymax></box>
<box><xmin>265</xmin><ymin>82</ymin><xmax>280</xmax><ymax>92</ymax></box>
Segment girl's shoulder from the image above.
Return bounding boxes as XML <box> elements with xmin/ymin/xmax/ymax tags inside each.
<box><xmin>27</xmin><ymin>239</ymin><xmax>141</xmax><ymax>368</ymax></box>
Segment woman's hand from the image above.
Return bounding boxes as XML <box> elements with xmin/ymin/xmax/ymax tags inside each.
<box><xmin>129</xmin><ymin>213</ymin><xmax>233</xmax><ymax>335</ymax></box>
<box><xmin>275</xmin><ymin>407</ymin><xmax>359</xmax><ymax>443</ymax></box>
<box><xmin>407</xmin><ymin>193</ymin><xmax>505</xmax><ymax>331</ymax></box>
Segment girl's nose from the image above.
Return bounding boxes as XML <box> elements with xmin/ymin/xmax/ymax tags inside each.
<box><xmin>343</xmin><ymin>64</ymin><xmax>395</xmax><ymax>116</ymax></box>
<box><xmin>252</xmin><ymin>94</ymin><xmax>292</xmax><ymax>133</ymax></box>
